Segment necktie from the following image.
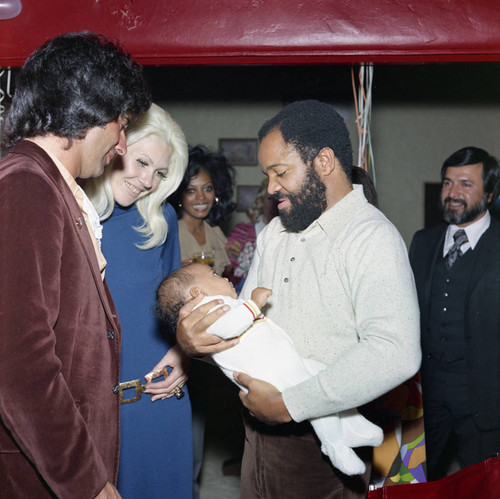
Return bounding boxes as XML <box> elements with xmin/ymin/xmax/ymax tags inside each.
<box><xmin>445</xmin><ymin>229</ymin><xmax>468</xmax><ymax>270</ymax></box>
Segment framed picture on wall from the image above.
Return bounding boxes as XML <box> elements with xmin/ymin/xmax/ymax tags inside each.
<box><xmin>219</xmin><ymin>138</ymin><xmax>258</xmax><ymax>166</ymax></box>
<box><xmin>237</xmin><ymin>185</ymin><xmax>261</xmax><ymax>212</ymax></box>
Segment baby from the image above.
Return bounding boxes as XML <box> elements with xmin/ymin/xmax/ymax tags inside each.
<box><xmin>156</xmin><ymin>263</ymin><xmax>383</xmax><ymax>475</ymax></box>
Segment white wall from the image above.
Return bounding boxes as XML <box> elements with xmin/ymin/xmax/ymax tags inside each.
<box><xmin>372</xmin><ymin>103</ymin><xmax>500</xmax><ymax>244</ymax></box>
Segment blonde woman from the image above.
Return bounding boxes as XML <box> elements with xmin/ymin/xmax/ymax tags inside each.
<box><xmin>85</xmin><ymin>103</ymin><xmax>192</xmax><ymax>498</ymax></box>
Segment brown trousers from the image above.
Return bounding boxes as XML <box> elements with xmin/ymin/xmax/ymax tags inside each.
<box><xmin>240</xmin><ymin>410</ymin><xmax>371</xmax><ymax>499</ymax></box>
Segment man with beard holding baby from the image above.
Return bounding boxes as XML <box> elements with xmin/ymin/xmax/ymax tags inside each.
<box><xmin>176</xmin><ymin>100</ymin><xmax>421</xmax><ymax>498</ymax></box>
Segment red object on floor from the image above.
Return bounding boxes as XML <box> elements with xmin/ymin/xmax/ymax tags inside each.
<box><xmin>368</xmin><ymin>457</ymin><xmax>500</xmax><ymax>498</ymax></box>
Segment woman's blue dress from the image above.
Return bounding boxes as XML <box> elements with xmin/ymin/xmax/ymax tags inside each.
<box><xmin>101</xmin><ymin>202</ymin><xmax>193</xmax><ymax>498</ymax></box>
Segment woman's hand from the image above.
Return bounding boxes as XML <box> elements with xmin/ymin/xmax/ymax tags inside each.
<box><xmin>176</xmin><ymin>293</ymin><xmax>239</xmax><ymax>356</ymax></box>
<box><xmin>143</xmin><ymin>344</ymin><xmax>190</xmax><ymax>402</ymax></box>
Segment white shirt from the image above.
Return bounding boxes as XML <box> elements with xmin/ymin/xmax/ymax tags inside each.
<box><xmin>443</xmin><ymin>210</ymin><xmax>491</xmax><ymax>257</ymax></box>
<box><xmin>241</xmin><ymin>185</ymin><xmax>421</xmax><ymax>422</ymax></box>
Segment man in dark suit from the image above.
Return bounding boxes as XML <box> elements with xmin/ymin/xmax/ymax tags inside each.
<box><xmin>0</xmin><ymin>33</ymin><xmax>150</xmax><ymax>498</ymax></box>
<box><xmin>409</xmin><ymin>146</ymin><xmax>500</xmax><ymax>481</ymax></box>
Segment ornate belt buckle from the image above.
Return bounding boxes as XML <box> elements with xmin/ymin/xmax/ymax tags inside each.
<box><xmin>119</xmin><ymin>366</ymin><xmax>171</xmax><ymax>405</ymax></box>
<box><xmin>119</xmin><ymin>379</ymin><xmax>144</xmax><ymax>405</ymax></box>
<box><xmin>144</xmin><ymin>366</ymin><xmax>171</xmax><ymax>384</ymax></box>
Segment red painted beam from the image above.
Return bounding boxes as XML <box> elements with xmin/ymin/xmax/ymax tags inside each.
<box><xmin>1</xmin><ymin>0</ymin><xmax>500</xmax><ymax>66</ymax></box>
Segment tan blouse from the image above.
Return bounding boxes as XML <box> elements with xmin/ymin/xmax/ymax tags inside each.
<box><xmin>178</xmin><ymin>219</ymin><xmax>230</xmax><ymax>275</ymax></box>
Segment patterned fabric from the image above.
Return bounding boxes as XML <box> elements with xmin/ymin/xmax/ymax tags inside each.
<box><xmin>364</xmin><ymin>372</ymin><xmax>427</xmax><ymax>487</ymax></box>
<box><xmin>226</xmin><ymin>222</ymin><xmax>257</xmax><ymax>279</ymax></box>
<box><xmin>445</xmin><ymin>229</ymin><xmax>468</xmax><ymax>269</ymax></box>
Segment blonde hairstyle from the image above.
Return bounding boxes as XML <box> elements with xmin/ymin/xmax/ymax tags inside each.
<box><xmin>85</xmin><ymin>103</ymin><xmax>188</xmax><ymax>249</ymax></box>
<box><xmin>247</xmin><ymin>177</ymin><xmax>269</xmax><ymax>224</ymax></box>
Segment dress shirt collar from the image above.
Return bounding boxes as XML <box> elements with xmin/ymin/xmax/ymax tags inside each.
<box><xmin>38</xmin><ymin>144</ymin><xmax>82</xmax><ymax>201</ymax></box>
<box><xmin>275</xmin><ymin>184</ymin><xmax>368</xmax><ymax>240</ymax></box>
<box><xmin>274</xmin><ymin>184</ymin><xmax>369</xmax><ymax>241</ymax></box>
<box><xmin>443</xmin><ymin>210</ymin><xmax>491</xmax><ymax>257</ymax></box>
<box><xmin>316</xmin><ymin>184</ymin><xmax>368</xmax><ymax>241</ymax></box>
<box><xmin>30</xmin><ymin>142</ymin><xmax>107</xmax><ymax>277</ymax></box>
<box><xmin>34</xmin><ymin>145</ymin><xmax>103</xmax><ymax>242</ymax></box>
<box><xmin>254</xmin><ymin>216</ymin><xmax>266</xmax><ymax>236</ymax></box>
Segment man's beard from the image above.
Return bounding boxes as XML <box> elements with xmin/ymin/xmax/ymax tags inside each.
<box><xmin>441</xmin><ymin>194</ymin><xmax>489</xmax><ymax>225</ymax></box>
<box><xmin>273</xmin><ymin>167</ymin><xmax>328</xmax><ymax>232</ymax></box>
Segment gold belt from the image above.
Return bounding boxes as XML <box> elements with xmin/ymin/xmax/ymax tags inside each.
<box><xmin>119</xmin><ymin>366</ymin><xmax>170</xmax><ymax>405</ymax></box>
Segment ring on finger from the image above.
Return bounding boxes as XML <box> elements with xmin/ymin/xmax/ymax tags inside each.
<box><xmin>173</xmin><ymin>385</ymin><xmax>185</xmax><ymax>400</ymax></box>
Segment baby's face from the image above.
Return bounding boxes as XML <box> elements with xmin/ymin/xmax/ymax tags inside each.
<box><xmin>189</xmin><ymin>263</ymin><xmax>237</xmax><ymax>298</ymax></box>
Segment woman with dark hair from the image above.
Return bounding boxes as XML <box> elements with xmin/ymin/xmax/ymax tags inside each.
<box><xmin>168</xmin><ymin>145</ymin><xmax>236</xmax><ymax>498</ymax></box>
<box><xmin>169</xmin><ymin>144</ymin><xmax>236</xmax><ymax>275</ymax></box>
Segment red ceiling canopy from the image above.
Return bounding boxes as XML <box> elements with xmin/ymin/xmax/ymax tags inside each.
<box><xmin>1</xmin><ymin>0</ymin><xmax>500</xmax><ymax>66</ymax></box>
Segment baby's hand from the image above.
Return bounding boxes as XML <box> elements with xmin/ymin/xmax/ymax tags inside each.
<box><xmin>251</xmin><ymin>287</ymin><xmax>272</xmax><ymax>310</ymax></box>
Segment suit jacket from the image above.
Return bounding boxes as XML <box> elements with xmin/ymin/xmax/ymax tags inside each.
<box><xmin>0</xmin><ymin>141</ymin><xmax>121</xmax><ymax>498</ymax></box>
<box><xmin>409</xmin><ymin>218</ymin><xmax>500</xmax><ymax>431</ymax></box>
